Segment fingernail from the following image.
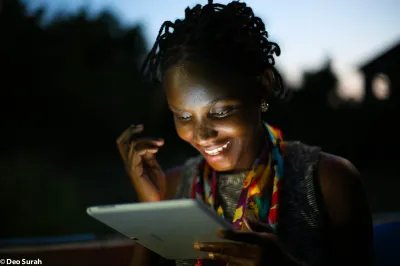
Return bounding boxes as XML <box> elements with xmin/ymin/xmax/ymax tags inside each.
<box><xmin>208</xmin><ymin>253</ymin><xmax>215</xmax><ymax>259</ymax></box>
<box><xmin>243</xmin><ymin>218</ymin><xmax>253</xmax><ymax>232</ymax></box>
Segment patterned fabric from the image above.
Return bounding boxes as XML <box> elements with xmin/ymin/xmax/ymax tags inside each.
<box><xmin>191</xmin><ymin>124</ymin><xmax>284</xmax><ymax>266</ymax></box>
<box><xmin>174</xmin><ymin>141</ymin><xmax>327</xmax><ymax>266</ymax></box>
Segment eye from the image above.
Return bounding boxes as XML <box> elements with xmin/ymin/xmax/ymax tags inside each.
<box><xmin>175</xmin><ymin>112</ymin><xmax>192</xmax><ymax>121</ymax></box>
<box><xmin>210</xmin><ymin>106</ymin><xmax>237</xmax><ymax>118</ymax></box>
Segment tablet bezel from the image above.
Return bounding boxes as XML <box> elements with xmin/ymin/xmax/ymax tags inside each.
<box><xmin>87</xmin><ymin>199</ymin><xmax>235</xmax><ymax>260</ymax></box>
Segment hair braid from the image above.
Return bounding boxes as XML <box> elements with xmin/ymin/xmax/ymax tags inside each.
<box><xmin>141</xmin><ymin>0</ymin><xmax>286</xmax><ymax>99</ymax></box>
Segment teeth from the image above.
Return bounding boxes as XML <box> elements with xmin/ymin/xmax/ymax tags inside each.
<box><xmin>204</xmin><ymin>142</ymin><xmax>230</xmax><ymax>156</ymax></box>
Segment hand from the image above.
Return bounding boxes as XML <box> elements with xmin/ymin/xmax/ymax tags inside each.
<box><xmin>194</xmin><ymin>218</ymin><xmax>297</xmax><ymax>266</ymax></box>
<box><xmin>117</xmin><ymin>124</ymin><xmax>166</xmax><ymax>202</ymax></box>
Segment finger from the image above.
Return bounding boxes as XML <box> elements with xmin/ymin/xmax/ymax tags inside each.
<box><xmin>133</xmin><ymin>141</ymin><xmax>163</xmax><ymax>158</ymax></box>
<box><xmin>194</xmin><ymin>243</ymin><xmax>256</xmax><ymax>259</ymax></box>
<box><xmin>128</xmin><ymin>145</ymin><xmax>153</xmax><ymax>179</ymax></box>
<box><xmin>208</xmin><ymin>253</ymin><xmax>251</xmax><ymax>265</ymax></box>
<box><xmin>127</xmin><ymin>141</ymin><xmax>160</xmax><ymax>173</ymax></box>
<box><xmin>137</xmin><ymin>147</ymin><xmax>159</xmax><ymax>156</ymax></box>
<box><xmin>117</xmin><ymin>131</ymin><xmax>131</xmax><ymax>161</ymax></box>
<box><xmin>133</xmin><ymin>138</ymin><xmax>164</xmax><ymax>148</ymax></box>
<box><xmin>129</xmin><ymin>124</ymin><xmax>145</xmax><ymax>135</ymax></box>
<box><xmin>142</xmin><ymin>153</ymin><xmax>163</xmax><ymax>171</ymax></box>
<box><xmin>117</xmin><ymin>125</ymin><xmax>144</xmax><ymax>161</ymax></box>
<box><xmin>220</xmin><ymin>230</ymin><xmax>273</xmax><ymax>246</ymax></box>
<box><xmin>128</xmin><ymin>142</ymin><xmax>141</xmax><ymax>168</ymax></box>
<box><xmin>117</xmin><ymin>124</ymin><xmax>144</xmax><ymax>145</ymax></box>
<box><xmin>130</xmin><ymin>147</ymin><xmax>159</xmax><ymax>173</ymax></box>
<box><xmin>142</xmin><ymin>153</ymin><xmax>163</xmax><ymax>174</ymax></box>
<box><xmin>243</xmin><ymin>217</ymin><xmax>274</xmax><ymax>233</ymax></box>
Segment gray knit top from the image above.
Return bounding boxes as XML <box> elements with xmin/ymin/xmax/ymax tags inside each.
<box><xmin>174</xmin><ymin>141</ymin><xmax>329</xmax><ymax>266</ymax></box>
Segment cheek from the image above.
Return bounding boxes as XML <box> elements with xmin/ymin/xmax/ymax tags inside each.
<box><xmin>218</xmin><ymin>118</ymin><xmax>252</xmax><ymax>138</ymax></box>
<box><xmin>174</xmin><ymin>120</ymin><xmax>193</xmax><ymax>143</ymax></box>
<box><xmin>173</xmin><ymin>107</ymin><xmax>260</xmax><ymax>143</ymax></box>
<box><xmin>219</xmin><ymin>109</ymin><xmax>259</xmax><ymax>137</ymax></box>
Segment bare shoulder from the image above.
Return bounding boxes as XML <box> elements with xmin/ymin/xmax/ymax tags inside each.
<box><xmin>163</xmin><ymin>155</ymin><xmax>203</xmax><ymax>200</ymax></box>
<box><xmin>318</xmin><ymin>152</ymin><xmax>360</xmax><ymax>177</ymax></box>
<box><xmin>317</xmin><ymin>152</ymin><xmax>374</xmax><ymax>264</ymax></box>
<box><xmin>164</xmin><ymin>166</ymin><xmax>183</xmax><ymax>200</ymax></box>
<box><xmin>318</xmin><ymin>152</ymin><xmax>361</xmax><ymax>195</ymax></box>
<box><xmin>317</xmin><ymin>152</ymin><xmax>365</xmax><ymax>222</ymax></box>
<box><xmin>165</xmin><ymin>166</ymin><xmax>183</xmax><ymax>179</ymax></box>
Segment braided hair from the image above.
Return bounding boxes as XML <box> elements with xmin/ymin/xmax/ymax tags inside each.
<box><xmin>141</xmin><ymin>0</ymin><xmax>286</xmax><ymax>99</ymax></box>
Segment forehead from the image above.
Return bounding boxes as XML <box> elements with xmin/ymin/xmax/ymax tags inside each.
<box><xmin>163</xmin><ymin>64</ymin><xmax>252</xmax><ymax>106</ymax></box>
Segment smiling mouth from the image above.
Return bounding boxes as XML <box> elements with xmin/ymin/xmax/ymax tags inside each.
<box><xmin>204</xmin><ymin>141</ymin><xmax>230</xmax><ymax>156</ymax></box>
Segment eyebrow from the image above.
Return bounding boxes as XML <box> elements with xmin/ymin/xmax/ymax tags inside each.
<box><xmin>169</xmin><ymin>97</ymin><xmax>234</xmax><ymax>112</ymax></box>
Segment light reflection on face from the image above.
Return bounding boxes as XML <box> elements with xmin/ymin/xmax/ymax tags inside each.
<box><xmin>164</xmin><ymin>63</ymin><xmax>264</xmax><ymax>171</ymax></box>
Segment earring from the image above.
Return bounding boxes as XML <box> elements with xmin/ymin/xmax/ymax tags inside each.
<box><xmin>260</xmin><ymin>99</ymin><xmax>269</xmax><ymax>112</ymax></box>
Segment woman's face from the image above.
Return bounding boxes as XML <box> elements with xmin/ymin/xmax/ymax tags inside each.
<box><xmin>163</xmin><ymin>63</ymin><xmax>264</xmax><ymax>171</ymax></box>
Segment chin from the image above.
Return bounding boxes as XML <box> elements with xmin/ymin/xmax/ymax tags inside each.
<box><xmin>206</xmin><ymin>159</ymin><xmax>235</xmax><ymax>172</ymax></box>
<box><xmin>201</xmin><ymin>147</ymin><xmax>238</xmax><ymax>172</ymax></box>
<box><xmin>193</xmin><ymin>139</ymin><xmax>241</xmax><ymax>172</ymax></box>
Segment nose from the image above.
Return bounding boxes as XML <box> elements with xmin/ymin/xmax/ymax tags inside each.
<box><xmin>193</xmin><ymin>122</ymin><xmax>218</xmax><ymax>146</ymax></box>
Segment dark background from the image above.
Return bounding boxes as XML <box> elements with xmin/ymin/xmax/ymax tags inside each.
<box><xmin>1</xmin><ymin>0</ymin><xmax>399</xmax><ymax>240</ymax></box>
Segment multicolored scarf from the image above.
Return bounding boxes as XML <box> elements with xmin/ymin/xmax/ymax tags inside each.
<box><xmin>191</xmin><ymin>123</ymin><xmax>284</xmax><ymax>266</ymax></box>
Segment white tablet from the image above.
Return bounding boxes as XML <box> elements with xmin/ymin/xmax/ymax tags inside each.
<box><xmin>86</xmin><ymin>199</ymin><xmax>234</xmax><ymax>260</ymax></box>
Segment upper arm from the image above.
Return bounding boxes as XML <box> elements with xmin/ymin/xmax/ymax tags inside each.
<box><xmin>317</xmin><ymin>152</ymin><xmax>374</xmax><ymax>265</ymax></box>
<box><xmin>164</xmin><ymin>166</ymin><xmax>183</xmax><ymax>200</ymax></box>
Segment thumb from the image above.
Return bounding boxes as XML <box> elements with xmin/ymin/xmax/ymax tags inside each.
<box><xmin>243</xmin><ymin>217</ymin><xmax>274</xmax><ymax>233</ymax></box>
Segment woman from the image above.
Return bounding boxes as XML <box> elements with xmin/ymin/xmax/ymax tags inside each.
<box><xmin>117</xmin><ymin>1</ymin><xmax>374</xmax><ymax>265</ymax></box>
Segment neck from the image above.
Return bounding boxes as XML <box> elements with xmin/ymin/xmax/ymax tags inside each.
<box><xmin>253</xmin><ymin>121</ymin><xmax>269</xmax><ymax>162</ymax></box>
